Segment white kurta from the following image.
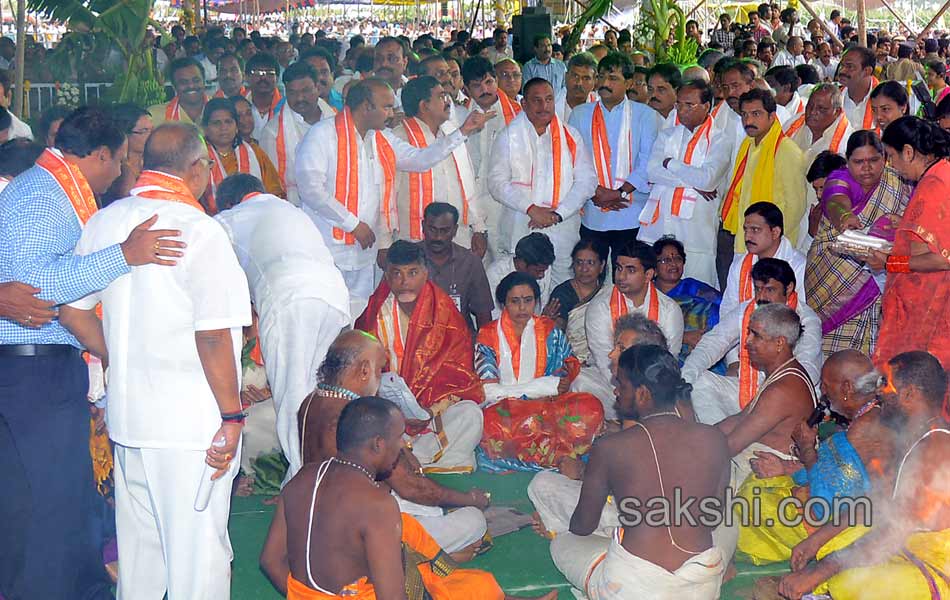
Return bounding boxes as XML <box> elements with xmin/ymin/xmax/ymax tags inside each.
<box><xmin>642</xmin><ymin>120</ymin><xmax>731</xmax><ymax>288</ymax></box>
<box><xmin>215</xmin><ymin>194</ymin><xmax>350</xmax><ymax>484</ymax></box>
<box><xmin>70</xmin><ymin>192</ymin><xmax>251</xmax><ymax>600</ymax></box>
<box><xmin>294</xmin><ymin>118</ymin><xmax>467</xmax><ymax>302</ymax></box>
<box><xmin>259</xmin><ymin>101</ymin><xmax>334</xmax><ymax>206</ymax></box>
<box><xmin>486</xmin><ymin>113</ymin><xmax>598</xmax><ymax>286</ymax></box>
<box><xmin>485</xmin><ymin>255</ymin><xmax>552</xmax><ymax>319</ymax></box>
<box><xmin>843</xmin><ymin>86</ymin><xmax>874</xmax><ymax>131</ymax></box>
<box><xmin>721</xmin><ymin>236</ymin><xmax>808</xmax><ymax>318</ymax></box>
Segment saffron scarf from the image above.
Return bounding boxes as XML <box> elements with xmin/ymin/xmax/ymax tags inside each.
<box><xmin>590</xmin><ymin>100</ymin><xmax>633</xmax><ymax>189</ymax></box>
<box><xmin>608</xmin><ymin>283</ymin><xmax>660</xmax><ymax>325</ymax></box>
<box><xmin>738</xmin><ymin>292</ymin><xmax>799</xmax><ymax>408</ymax></box>
<box><xmin>485</xmin><ymin>312</ymin><xmax>550</xmax><ymax>382</ymax></box>
<box><xmin>213</xmin><ymin>86</ymin><xmax>249</xmax><ymax>99</ymax></box>
<box><xmin>639</xmin><ymin>116</ymin><xmax>714</xmax><ymax>226</ymax></box>
<box><xmin>505</xmin><ymin>112</ymin><xmax>578</xmax><ymax>210</ymax></box>
<box><xmin>859</xmin><ymin>76</ymin><xmax>880</xmax><ymax>130</ymax></box>
<box><xmin>401</xmin><ymin>117</ymin><xmax>476</xmax><ymax>240</ymax></box>
<box><xmin>164</xmin><ymin>94</ymin><xmax>208</xmax><ymax>121</ymax></box>
<box><xmin>36</xmin><ymin>148</ymin><xmax>98</xmax><ymax>225</ymax></box>
<box><xmin>497</xmin><ymin>92</ymin><xmax>522</xmax><ymax>125</ymax></box>
<box><xmin>251</xmin><ymin>90</ymin><xmax>283</xmax><ymax>120</ymax></box>
<box><xmin>206</xmin><ymin>141</ymin><xmax>263</xmax><ymax>213</ymax></box>
<box><xmin>331</xmin><ymin>108</ymin><xmax>397</xmax><ymax>245</ymax></box>
<box><xmin>130</xmin><ymin>170</ymin><xmax>205</xmax><ymax>212</ymax></box>
<box><xmin>722</xmin><ymin>118</ymin><xmax>786</xmax><ymax>235</ymax></box>
<box><xmin>787</xmin><ymin>114</ymin><xmax>850</xmax><ymax>154</ymax></box>
<box><xmin>274</xmin><ymin>100</ymin><xmax>335</xmax><ymax>186</ymax></box>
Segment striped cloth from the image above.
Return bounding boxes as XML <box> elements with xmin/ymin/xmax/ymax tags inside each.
<box><xmin>805</xmin><ymin>165</ymin><xmax>910</xmax><ymax>355</ymax></box>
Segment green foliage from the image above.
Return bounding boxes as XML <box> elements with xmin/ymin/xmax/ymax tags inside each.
<box><xmin>564</xmin><ymin>0</ymin><xmax>613</xmax><ymax>56</ymax></box>
<box><xmin>26</xmin><ymin>0</ymin><xmax>165</xmax><ymax>107</ymax></box>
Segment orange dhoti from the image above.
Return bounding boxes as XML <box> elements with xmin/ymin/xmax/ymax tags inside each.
<box><xmin>287</xmin><ymin>514</ymin><xmax>503</xmax><ymax>600</ymax></box>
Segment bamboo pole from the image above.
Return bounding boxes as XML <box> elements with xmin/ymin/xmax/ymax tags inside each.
<box><xmin>797</xmin><ymin>0</ymin><xmax>843</xmax><ymax>48</ymax></box>
<box><xmin>856</xmin><ymin>0</ymin><xmax>866</xmax><ymax>46</ymax></box>
<box><xmin>12</xmin><ymin>0</ymin><xmax>23</xmax><ymax>118</ymax></box>
<box><xmin>918</xmin><ymin>0</ymin><xmax>950</xmax><ymax>38</ymax></box>
<box><xmin>880</xmin><ymin>0</ymin><xmax>917</xmax><ymax>36</ymax></box>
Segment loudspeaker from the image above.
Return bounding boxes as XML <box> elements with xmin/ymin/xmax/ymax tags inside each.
<box><xmin>512</xmin><ymin>7</ymin><xmax>551</xmax><ymax>64</ymax></box>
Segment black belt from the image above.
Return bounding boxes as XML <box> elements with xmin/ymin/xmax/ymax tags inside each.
<box><xmin>0</xmin><ymin>344</ymin><xmax>79</xmax><ymax>357</ymax></box>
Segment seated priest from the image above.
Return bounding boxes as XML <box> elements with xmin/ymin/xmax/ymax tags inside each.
<box><xmin>356</xmin><ymin>240</ymin><xmax>484</xmax><ymax>473</ymax></box>
<box><xmin>476</xmin><ymin>272</ymin><xmax>604</xmax><ymax>469</ymax></box>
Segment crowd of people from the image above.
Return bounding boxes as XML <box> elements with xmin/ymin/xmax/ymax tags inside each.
<box><xmin>3</xmin><ymin>7</ymin><xmax>950</xmax><ymax>600</ymax></box>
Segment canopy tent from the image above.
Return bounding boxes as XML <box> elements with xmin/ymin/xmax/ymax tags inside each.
<box><xmin>169</xmin><ymin>0</ymin><xmax>440</xmax><ymax>11</ymax></box>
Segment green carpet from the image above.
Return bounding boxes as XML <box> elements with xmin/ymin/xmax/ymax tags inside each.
<box><xmin>229</xmin><ymin>471</ymin><xmax>785</xmax><ymax>599</ymax></box>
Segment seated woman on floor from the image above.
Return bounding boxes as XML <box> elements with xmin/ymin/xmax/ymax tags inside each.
<box><xmin>651</xmin><ymin>237</ymin><xmax>721</xmax><ymax>363</ymax></box>
<box><xmin>476</xmin><ymin>272</ymin><xmax>604</xmax><ymax>469</ymax></box>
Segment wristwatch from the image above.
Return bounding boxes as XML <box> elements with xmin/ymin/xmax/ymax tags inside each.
<box><xmin>619</xmin><ymin>189</ymin><xmax>631</xmax><ymax>201</ymax></box>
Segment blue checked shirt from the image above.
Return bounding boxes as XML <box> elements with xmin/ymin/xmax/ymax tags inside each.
<box><xmin>0</xmin><ymin>164</ymin><xmax>130</xmax><ymax>347</ymax></box>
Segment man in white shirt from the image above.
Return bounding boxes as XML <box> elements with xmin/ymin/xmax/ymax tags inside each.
<box><xmin>295</xmin><ymin>78</ymin><xmax>492</xmax><ymax>308</ymax></box>
<box><xmin>766</xmin><ymin>65</ymin><xmax>807</xmax><ymax>125</ymax></box>
<box><xmin>213</xmin><ymin>53</ymin><xmax>248</xmax><ymax>99</ymax></box>
<box><xmin>388</xmin><ymin>76</ymin><xmax>487</xmax><ymax>254</ymax></box>
<box><xmin>486</xmin><ymin>27</ymin><xmax>513</xmax><ymax>64</ymax></box>
<box><xmin>485</xmin><ymin>231</ymin><xmax>556</xmax><ymax>319</ymax></box>
<box><xmin>261</xmin><ymin>62</ymin><xmax>334</xmax><ymax>207</ymax></box>
<box><xmin>461</xmin><ymin>56</ymin><xmax>522</xmax><ymax>263</ymax></box>
<box><xmin>721</xmin><ymin>202</ymin><xmax>807</xmax><ymax>318</ymax></box>
<box><xmin>585</xmin><ymin>241</ymin><xmax>684</xmax><ymax>412</ymax></box>
<box><xmin>838</xmin><ymin>46</ymin><xmax>879</xmax><ymax>130</ymax></box>
<box><xmin>374</xmin><ymin>36</ymin><xmax>410</xmax><ymax>111</ymax></box>
<box><xmin>214</xmin><ymin>173</ymin><xmax>350</xmax><ymax>486</ymax></box>
<box><xmin>61</xmin><ymin>123</ymin><xmax>251</xmax><ymax>599</ymax></box>
<box><xmin>682</xmin><ymin>258</ymin><xmax>821</xmax><ymax>425</ymax></box>
<box><xmin>642</xmin><ymin>80</ymin><xmax>729</xmax><ymax>288</ymax></box>
<box><xmin>771</xmin><ymin>35</ymin><xmax>807</xmax><ymax>68</ymax></box>
<box><xmin>811</xmin><ymin>42</ymin><xmax>839</xmax><ymax>81</ymax></box>
<box><xmin>488</xmin><ymin>78</ymin><xmax>597</xmax><ymax>286</ymax></box>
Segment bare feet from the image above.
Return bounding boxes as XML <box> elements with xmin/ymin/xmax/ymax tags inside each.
<box><xmin>235</xmin><ymin>474</ymin><xmax>255</xmax><ymax>497</ymax></box>
<box><xmin>531</xmin><ymin>512</ymin><xmax>554</xmax><ymax>539</ymax></box>
<box><xmin>449</xmin><ymin>540</ymin><xmax>482</xmax><ymax>563</ymax></box>
<box><xmin>263</xmin><ymin>494</ymin><xmax>280</xmax><ymax>505</ymax></box>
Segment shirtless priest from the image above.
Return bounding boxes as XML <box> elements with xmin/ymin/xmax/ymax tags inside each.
<box><xmin>356</xmin><ymin>240</ymin><xmax>484</xmax><ymax>472</ymax></box>
<box><xmin>552</xmin><ymin>345</ymin><xmax>731</xmax><ymax>599</ymax></box>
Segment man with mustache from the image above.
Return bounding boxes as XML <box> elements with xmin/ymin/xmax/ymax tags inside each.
<box><xmin>420</xmin><ymin>202</ymin><xmax>494</xmax><ymax>331</ymax></box>
<box><xmin>721</xmin><ymin>201</ymin><xmax>807</xmax><ymax>318</ymax></box>
<box><xmin>461</xmin><ymin>56</ymin><xmax>522</xmax><ymax>263</ymax></box>
<box><xmin>261</xmin><ymin>62</ymin><xmax>333</xmax><ymax>206</ymax></box>
<box><xmin>419</xmin><ymin>54</ymin><xmax>467</xmax><ymax>126</ymax></box>
<box><xmin>355</xmin><ymin>241</ymin><xmax>486</xmax><ymax>473</ymax></box>
<box><xmin>684</xmin><ymin>257</ymin><xmax>820</xmax><ymax>426</ymax></box>
<box><xmin>778</xmin><ymin>351</ymin><xmax>950</xmax><ymax>600</ymax></box>
<box><xmin>245</xmin><ymin>53</ymin><xmax>284</xmax><ymax>141</ymax></box>
<box><xmin>486</xmin><ymin>27</ymin><xmax>512</xmax><ymax>64</ymax></box>
<box><xmin>837</xmin><ymin>46</ymin><xmax>879</xmax><ymax>130</ymax></box>
<box><xmin>149</xmin><ymin>57</ymin><xmax>208</xmax><ymax>125</ymax></box>
<box><xmin>555</xmin><ymin>52</ymin><xmax>598</xmax><ymax>123</ymax></box>
<box><xmin>374</xmin><ymin>36</ymin><xmax>410</xmax><ymax>111</ymax></box>
<box><xmin>295</xmin><ymin>78</ymin><xmax>492</xmax><ymax>308</ymax></box>
<box><xmin>642</xmin><ymin>79</ymin><xmax>728</xmax><ymax>288</ymax></box>
<box><xmin>494</xmin><ymin>58</ymin><xmax>524</xmax><ymax>104</ymax></box>
<box><xmin>388</xmin><ymin>76</ymin><xmax>488</xmax><ymax>256</ymax></box>
<box><xmin>647</xmin><ymin>62</ymin><xmax>681</xmax><ymax>123</ymax></box>
<box><xmin>489</xmin><ymin>77</ymin><xmax>597</xmax><ymax>285</ymax></box>
<box><xmin>213</xmin><ymin>53</ymin><xmax>247</xmax><ymax>99</ymax></box>
<box><xmin>721</xmin><ymin>88</ymin><xmax>806</xmax><ymax>256</ymax></box>
<box><xmin>569</xmin><ymin>52</ymin><xmax>658</xmax><ymax>274</ymax></box>
<box><xmin>300</xmin><ymin>47</ymin><xmax>343</xmax><ymax>113</ymax></box>
<box><xmin>522</xmin><ymin>34</ymin><xmax>567</xmax><ymax>93</ymax></box>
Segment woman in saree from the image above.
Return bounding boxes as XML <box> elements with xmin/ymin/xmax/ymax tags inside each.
<box><xmin>869</xmin><ymin>117</ymin><xmax>950</xmax><ymax>370</ymax></box>
<box><xmin>201</xmin><ymin>97</ymin><xmax>284</xmax><ymax>213</ymax></box>
<box><xmin>651</xmin><ymin>237</ymin><xmax>721</xmax><ymax>362</ymax></box>
<box><xmin>805</xmin><ymin>130</ymin><xmax>911</xmax><ymax>355</ymax></box>
<box><xmin>476</xmin><ymin>272</ymin><xmax>604</xmax><ymax>469</ymax></box>
<box><xmin>101</xmin><ymin>103</ymin><xmax>152</xmax><ymax>207</ymax></box>
<box><xmin>548</xmin><ymin>239</ymin><xmax>608</xmax><ymax>354</ymax></box>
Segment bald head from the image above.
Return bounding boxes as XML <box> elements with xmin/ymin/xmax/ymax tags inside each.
<box><xmin>683</xmin><ymin>65</ymin><xmax>710</xmax><ymax>82</ymax></box>
<box><xmin>317</xmin><ymin>330</ymin><xmax>386</xmax><ymax>395</ymax></box>
<box><xmin>822</xmin><ymin>349</ymin><xmax>878</xmax><ymax>414</ymax></box>
<box><xmin>143</xmin><ymin>122</ymin><xmax>204</xmax><ymax>175</ymax></box>
<box><xmin>826</xmin><ymin>349</ymin><xmax>875</xmax><ymax>384</ymax></box>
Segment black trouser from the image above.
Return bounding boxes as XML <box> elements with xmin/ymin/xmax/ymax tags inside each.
<box><xmin>716</xmin><ymin>226</ymin><xmax>736</xmax><ymax>291</ymax></box>
<box><xmin>0</xmin><ymin>349</ymin><xmax>112</xmax><ymax>600</ymax></box>
<box><xmin>579</xmin><ymin>224</ymin><xmax>640</xmax><ymax>273</ymax></box>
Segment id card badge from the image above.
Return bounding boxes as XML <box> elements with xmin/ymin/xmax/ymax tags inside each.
<box><xmin>450</xmin><ymin>294</ymin><xmax>462</xmax><ymax>312</ymax></box>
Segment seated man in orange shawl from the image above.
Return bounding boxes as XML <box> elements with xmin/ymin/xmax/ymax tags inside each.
<box><xmin>356</xmin><ymin>240</ymin><xmax>485</xmax><ymax>473</ymax></box>
<box><xmin>262</xmin><ymin>395</ymin><xmax>556</xmax><ymax>600</ymax></box>
<box><xmin>476</xmin><ymin>272</ymin><xmax>604</xmax><ymax>469</ymax></box>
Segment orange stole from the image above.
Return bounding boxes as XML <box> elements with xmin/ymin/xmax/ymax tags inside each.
<box><xmin>785</xmin><ymin>114</ymin><xmax>806</xmax><ymax>138</ymax></box>
<box><xmin>130</xmin><ymin>170</ymin><xmax>206</xmax><ymax>212</ymax></box>
<box><xmin>402</xmin><ymin>117</ymin><xmax>435</xmax><ymax>240</ymax></box>
<box><xmin>861</xmin><ymin>77</ymin><xmax>880</xmax><ymax>130</ymax></box>
<box><xmin>355</xmin><ymin>280</ymin><xmax>484</xmax><ymax>410</ymax></box>
<box><xmin>213</xmin><ymin>86</ymin><xmax>248</xmax><ymax>99</ymax></box>
<box><xmin>476</xmin><ymin>314</ymin><xmax>554</xmax><ymax>381</ymax></box>
<box><xmin>498</xmin><ymin>92</ymin><xmax>521</xmax><ymax>124</ymax></box>
<box><xmin>332</xmin><ymin>108</ymin><xmax>396</xmax><ymax>244</ymax></box>
<box><xmin>738</xmin><ymin>292</ymin><xmax>799</xmax><ymax>408</ymax></box>
<box><xmin>549</xmin><ymin>116</ymin><xmax>578</xmax><ymax>210</ymax></box>
<box><xmin>828</xmin><ymin>116</ymin><xmax>849</xmax><ymax>153</ymax></box>
<box><xmin>164</xmin><ymin>95</ymin><xmax>208</xmax><ymax>121</ymax></box>
<box><xmin>252</xmin><ymin>90</ymin><xmax>283</xmax><ymax>120</ymax></box>
<box><xmin>738</xmin><ymin>253</ymin><xmax>756</xmax><ymax>305</ymax></box>
<box><xmin>609</xmin><ymin>283</ymin><xmax>660</xmax><ymax>325</ymax></box>
<box><xmin>590</xmin><ymin>103</ymin><xmax>628</xmax><ymax>188</ymax></box>
<box><xmin>286</xmin><ymin>573</ymin><xmax>374</xmax><ymax>599</ymax></box>
<box><xmin>36</xmin><ymin>148</ymin><xmax>98</xmax><ymax>225</ymax></box>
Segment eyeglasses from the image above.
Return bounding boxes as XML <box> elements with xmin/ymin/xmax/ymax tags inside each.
<box><xmin>658</xmin><ymin>256</ymin><xmax>685</xmax><ymax>265</ymax></box>
<box><xmin>131</xmin><ymin>128</ymin><xmax>152</xmax><ymax>136</ymax></box>
<box><xmin>194</xmin><ymin>157</ymin><xmax>214</xmax><ymax>169</ymax></box>
<box><xmin>249</xmin><ymin>69</ymin><xmax>277</xmax><ymax>78</ymax></box>
<box><xmin>497</xmin><ymin>72</ymin><xmax>522</xmax><ymax>80</ymax></box>
<box><xmin>674</xmin><ymin>101</ymin><xmax>702</xmax><ymax>112</ymax></box>
<box><xmin>573</xmin><ymin>258</ymin><xmax>601</xmax><ymax>267</ymax></box>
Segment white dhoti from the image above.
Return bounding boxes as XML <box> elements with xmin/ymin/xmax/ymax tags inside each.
<box><xmin>527</xmin><ymin>471</ymin><xmax>619</xmax><ymax>537</ymax></box>
<box><xmin>690</xmin><ymin>371</ymin><xmax>740</xmax><ymax>425</ymax></box>
<box><xmin>395</xmin><ymin>492</ymin><xmax>487</xmax><ymax>553</ymax></box>
<box><xmin>340</xmin><ymin>267</ymin><xmax>376</xmax><ymax>319</ymax></box>
<box><xmin>114</xmin><ymin>443</ymin><xmax>240</xmax><ymax>600</ymax></box>
<box><xmin>552</xmin><ymin>532</ymin><xmax>724</xmax><ymax>600</ymax></box>
<box><xmin>240</xmin><ymin>397</ymin><xmax>279</xmax><ymax>474</ymax></box>
<box><xmin>258</xmin><ymin>297</ymin><xmax>349</xmax><ymax>486</ymax></box>
<box><xmin>570</xmin><ymin>366</ymin><xmax>616</xmax><ymax>421</ymax></box>
<box><xmin>411</xmin><ymin>400</ymin><xmax>484</xmax><ymax>472</ymax></box>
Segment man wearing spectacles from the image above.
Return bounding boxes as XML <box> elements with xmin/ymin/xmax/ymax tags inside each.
<box><xmin>245</xmin><ymin>53</ymin><xmax>284</xmax><ymax>141</ymax></box>
<box><xmin>642</xmin><ymin>79</ymin><xmax>729</xmax><ymax>288</ymax></box>
<box><xmin>494</xmin><ymin>58</ymin><xmax>523</xmax><ymax>104</ymax></box>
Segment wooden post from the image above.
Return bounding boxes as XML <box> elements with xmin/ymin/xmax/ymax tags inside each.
<box><xmin>12</xmin><ymin>0</ymin><xmax>23</xmax><ymax>118</ymax></box>
<box><xmin>880</xmin><ymin>0</ymin><xmax>917</xmax><ymax>37</ymax></box>
<box><xmin>797</xmin><ymin>0</ymin><xmax>843</xmax><ymax>47</ymax></box>
<box><xmin>918</xmin><ymin>0</ymin><xmax>950</xmax><ymax>38</ymax></box>
<box><xmin>856</xmin><ymin>0</ymin><xmax>866</xmax><ymax>46</ymax></box>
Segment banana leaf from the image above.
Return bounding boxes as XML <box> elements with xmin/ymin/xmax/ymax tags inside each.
<box><xmin>564</xmin><ymin>0</ymin><xmax>612</xmax><ymax>57</ymax></box>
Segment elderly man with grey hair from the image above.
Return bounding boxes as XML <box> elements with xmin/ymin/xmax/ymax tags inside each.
<box><xmin>60</xmin><ymin>122</ymin><xmax>252</xmax><ymax>599</ymax></box>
